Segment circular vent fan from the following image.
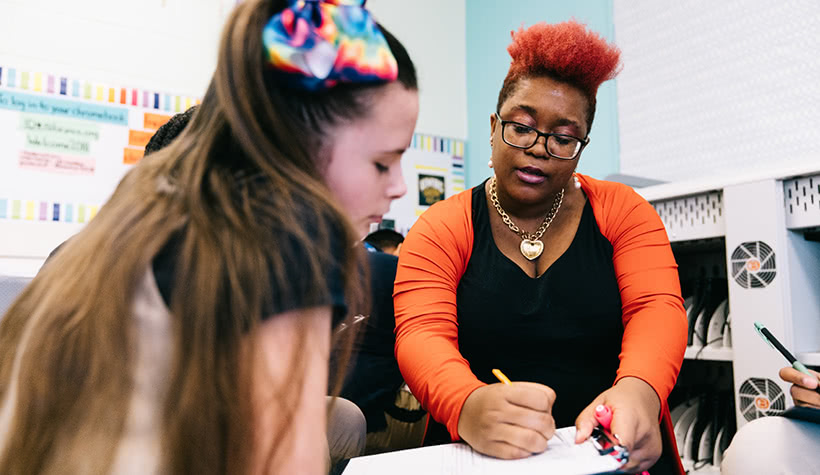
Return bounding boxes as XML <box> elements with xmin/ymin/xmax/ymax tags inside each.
<box><xmin>731</xmin><ymin>241</ymin><xmax>776</xmax><ymax>289</ymax></box>
<box><xmin>738</xmin><ymin>377</ymin><xmax>785</xmax><ymax>421</ymax></box>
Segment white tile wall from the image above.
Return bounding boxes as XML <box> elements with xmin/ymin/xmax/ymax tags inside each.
<box><xmin>614</xmin><ymin>0</ymin><xmax>820</xmax><ymax>182</ymax></box>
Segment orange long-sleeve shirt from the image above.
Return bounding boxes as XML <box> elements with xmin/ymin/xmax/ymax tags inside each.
<box><xmin>393</xmin><ymin>173</ymin><xmax>687</xmax><ymax>441</ymax></box>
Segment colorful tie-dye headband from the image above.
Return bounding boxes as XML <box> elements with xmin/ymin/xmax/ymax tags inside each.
<box><xmin>263</xmin><ymin>0</ymin><xmax>399</xmax><ymax>91</ymax></box>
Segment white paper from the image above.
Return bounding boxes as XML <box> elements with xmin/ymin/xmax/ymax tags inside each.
<box><xmin>344</xmin><ymin>427</ymin><xmax>622</xmax><ymax>475</ymax></box>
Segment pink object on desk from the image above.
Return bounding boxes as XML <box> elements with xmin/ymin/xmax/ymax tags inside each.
<box><xmin>594</xmin><ymin>404</ymin><xmax>612</xmax><ymax>429</ymax></box>
<box><xmin>594</xmin><ymin>404</ymin><xmax>650</xmax><ymax>475</ymax></box>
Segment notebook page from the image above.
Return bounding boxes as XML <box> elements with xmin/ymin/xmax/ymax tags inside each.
<box><xmin>344</xmin><ymin>426</ymin><xmax>623</xmax><ymax>475</ymax></box>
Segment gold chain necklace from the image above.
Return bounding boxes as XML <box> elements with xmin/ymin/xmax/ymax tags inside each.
<box><xmin>490</xmin><ymin>176</ymin><xmax>564</xmax><ymax>261</ymax></box>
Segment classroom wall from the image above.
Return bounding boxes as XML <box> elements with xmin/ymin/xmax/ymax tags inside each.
<box><xmin>0</xmin><ymin>0</ymin><xmax>226</xmax><ymax>97</ymax></box>
<box><xmin>0</xmin><ymin>0</ymin><xmax>469</xmax><ymax>139</ymax></box>
<box><xmin>0</xmin><ymin>0</ymin><xmax>469</xmax><ymax>143</ymax></box>
<box><xmin>464</xmin><ymin>0</ymin><xmax>619</xmax><ymax>189</ymax></box>
<box><xmin>0</xmin><ymin>0</ymin><xmax>469</xmax><ymax>277</ymax></box>
<box><xmin>0</xmin><ymin>0</ymin><xmax>226</xmax><ymax>277</ymax></box>
<box><xmin>368</xmin><ymin>0</ymin><xmax>467</xmax><ymax>140</ymax></box>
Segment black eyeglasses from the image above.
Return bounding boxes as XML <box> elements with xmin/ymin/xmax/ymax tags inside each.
<box><xmin>495</xmin><ymin>113</ymin><xmax>589</xmax><ymax>160</ymax></box>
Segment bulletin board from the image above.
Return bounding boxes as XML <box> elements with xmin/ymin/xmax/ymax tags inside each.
<box><xmin>0</xmin><ymin>64</ymin><xmax>199</xmax><ymax>226</ymax></box>
<box><xmin>0</xmin><ymin>64</ymin><xmax>465</xmax><ymax>266</ymax></box>
<box><xmin>383</xmin><ymin>133</ymin><xmax>466</xmax><ymax>235</ymax></box>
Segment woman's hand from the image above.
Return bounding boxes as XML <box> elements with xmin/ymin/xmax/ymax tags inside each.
<box><xmin>575</xmin><ymin>377</ymin><xmax>662</xmax><ymax>473</ymax></box>
<box><xmin>780</xmin><ymin>366</ymin><xmax>820</xmax><ymax>409</ymax></box>
<box><xmin>457</xmin><ymin>382</ymin><xmax>556</xmax><ymax>459</ymax></box>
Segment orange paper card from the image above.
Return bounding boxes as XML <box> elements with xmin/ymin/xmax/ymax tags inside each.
<box><xmin>123</xmin><ymin>147</ymin><xmax>145</xmax><ymax>165</ymax></box>
<box><xmin>129</xmin><ymin>130</ymin><xmax>154</xmax><ymax>148</ymax></box>
<box><xmin>144</xmin><ymin>112</ymin><xmax>173</xmax><ymax>131</ymax></box>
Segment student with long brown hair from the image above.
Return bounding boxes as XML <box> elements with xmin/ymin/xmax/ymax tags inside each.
<box><xmin>0</xmin><ymin>0</ymin><xmax>418</xmax><ymax>473</ymax></box>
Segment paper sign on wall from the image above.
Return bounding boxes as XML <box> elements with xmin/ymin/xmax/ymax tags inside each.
<box><xmin>0</xmin><ymin>65</ymin><xmax>198</xmax><ymax>226</ymax></box>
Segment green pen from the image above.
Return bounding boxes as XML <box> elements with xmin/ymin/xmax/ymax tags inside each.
<box><xmin>754</xmin><ymin>321</ymin><xmax>820</xmax><ymax>395</ymax></box>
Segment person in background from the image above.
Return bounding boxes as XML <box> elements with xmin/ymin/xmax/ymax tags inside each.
<box><xmin>341</xmin><ymin>228</ymin><xmax>407</xmax><ymax>436</ymax></box>
<box><xmin>143</xmin><ymin>106</ymin><xmax>199</xmax><ymax>155</ymax></box>
<box><xmin>721</xmin><ymin>367</ymin><xmax>820</xmax><ymax>474</ymax></box>
<box><xmin>339</xmin><ymin>249</ymin><xmax>406</xmax><ymax>433</ymax></box>
<box><xmin>0</xmin><ymin>1</ymin><xmax>418</xmax><ymax>474</ymax></box>
<box><xmin>393</xmin><ymin>21</ymin><xmax>687</xmax><ymax>474</ymax></box>
<box><xmin>363</xmin><ymin>228</ymin><xmax>405</xmax><ymax>256</ymax></box>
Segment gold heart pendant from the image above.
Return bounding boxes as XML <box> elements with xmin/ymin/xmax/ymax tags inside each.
<box><xmin>520</xmin><ymin>239</ymin><xmax>544</xmax><ymax>261</ymax></box>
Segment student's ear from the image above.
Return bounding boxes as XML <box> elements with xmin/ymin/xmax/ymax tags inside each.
<box><xmin>392</xmin><ymin>243</ymin><xmax>402</xmax><ymax>257</ymax></box>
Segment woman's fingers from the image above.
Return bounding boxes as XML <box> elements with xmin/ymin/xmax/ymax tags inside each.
<box><xmin>574</xmin><ymin>417</ymin><xmax>597</xmax><ymax>444</ymax></box>
<box><xmin>609</xmin><ymin>407</ymin><xmax>639</xmax><ymax>455</ymax></box>
<box><xmin>458</xmin><ymin>383</ymin><xmax>557</xmax><ymax>459</ymax></box>
<box><xmin>576</xmin><ymin>380</ymin><xmax>662</xmax><ymax>472</ymax></box>
<box><xmin>500</xmin><ymin>403</ymin><xmax>556</xmax><ymax>440</ymax></box>
<box><xmin>791</xmin><ymin>384</ymin><xmax>820</xmax><ymax>409</ymax></box>
<box><xmin>491</xmin><ymin>421</ymin><xmax>551</xmax><ymax>455</ymax></box>
<box><xmin>574</xmin><ymin>395</ymin><xmax>607</xmax><ymax>443</ymax></box>
<box><xmin>503</xmin><ymin>382</ymin><xmax>556</xmax><ymax>412</ymax></box>
<box><xmin>780</xmin><ymin>366</ymin><xmax>820</xmax><ymax>408</ymax></box>
<box><xmin>615</xmin><ymin>420</ymin><xmax>660</xmax><ymax>472</ymax></box>
<box><xmin>779</xmin><ymin>366</ymin><xmax>819</xmax><ymax>388</ymax></box>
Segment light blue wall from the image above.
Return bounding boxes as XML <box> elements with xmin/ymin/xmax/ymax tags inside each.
<box><xmin>465</xmin><ymin>0</ymin><xmax>619</xmax><ymax>188</ymax></box>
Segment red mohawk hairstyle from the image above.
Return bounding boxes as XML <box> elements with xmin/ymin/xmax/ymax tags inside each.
<box><xmin>507</xmin><ymin>20</ymin><xmax>621</xmax><ymax>97</ymax></box>
<box><xmin>496</xmin><ymin>20</ymin><xmax>621</xmax><ymax>132</ymax></box>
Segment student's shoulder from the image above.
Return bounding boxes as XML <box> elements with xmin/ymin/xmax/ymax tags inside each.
<box><xmin>368</xmin><ymin>250</ymin><xmax>398</xmax><ymax>270</ymax></box>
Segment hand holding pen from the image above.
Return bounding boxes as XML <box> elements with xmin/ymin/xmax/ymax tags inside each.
<box><xmin>779</xmin><ymin>366</ymin><xmax>820</xmax><ymax>409</ymax></box>
<box><xmin>754</xmin><ymin>322</ymin><xmax>820</xmax><ymax>406</ymax></box>
<box><xmin>456</xmin><ymin>369</ymin><xmax>556</xmax><ymax>459</ymax></box>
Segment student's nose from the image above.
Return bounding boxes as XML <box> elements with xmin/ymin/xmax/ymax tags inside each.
<box><xmin>388</xmin><ymin>166</ymin><xmax>407</xmax><ymax>200</ymax></box>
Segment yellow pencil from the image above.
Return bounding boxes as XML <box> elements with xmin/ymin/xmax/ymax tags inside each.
<box><xmin>492</xmin><ymin>368</ymin><xmax>512</xmax><ymax>385</ymax></box>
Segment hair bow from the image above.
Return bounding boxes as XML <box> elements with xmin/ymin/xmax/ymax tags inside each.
<box><xmin>263</xmin><ymin>0</ymin><xmax>399</xmax><ymax>91</ymax></box>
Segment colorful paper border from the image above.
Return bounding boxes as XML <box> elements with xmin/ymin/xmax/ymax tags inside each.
<box><xmin>411</xmin><ymin>133</ymin><xmax>465</xmax><ymax>193</ymax></box>
<box><xmin>0</xmin><ymin>198</ymin><xmax>100</xmax><ymax>223</ymax></box>
<box><xmin>0</xmin><ymin>65</ymin><xmax>201</xmax><ymax>114</ymax></box>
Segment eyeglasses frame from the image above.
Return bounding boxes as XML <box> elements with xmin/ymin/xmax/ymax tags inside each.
<box><xmin>494</xmin><ymin>112</ymin><xmax>590</xmax><ymax>160</ymax></box>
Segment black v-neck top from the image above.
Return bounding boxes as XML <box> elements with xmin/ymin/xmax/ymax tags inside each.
<box><xmin>456</xmin><ymin>183</ymin><xmax>624</xmax><ymax>428</ymax></box>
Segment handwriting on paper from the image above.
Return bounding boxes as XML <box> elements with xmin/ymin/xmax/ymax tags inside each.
<box><xmin>20</xmin><ymin>113</ymin><xmax>100</xmax><ymax>155</ymax></box>
<box><xmin>19</xmin><ymin>150</ymin><xmax>95</xmax><ymax>176</ymax></box>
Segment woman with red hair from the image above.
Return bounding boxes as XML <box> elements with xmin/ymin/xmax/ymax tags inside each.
<box><xmin>394</xmin><ymin>21</ymin><xmax>687</xmax><ymax>474</ymax></box>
